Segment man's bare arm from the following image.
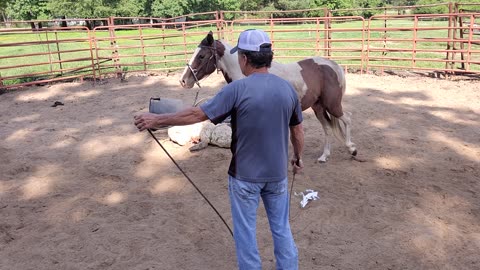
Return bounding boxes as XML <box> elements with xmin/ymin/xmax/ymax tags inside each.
<box><xmin>134</xmin><ymin>107</ymin><xmax>208</xmax><ymax>131</ymax></box>
<box><xmin>290</xmin><ymin>123</ymin><xmax>304</xmax><ymax>160</ymax></box>
<box><xmin>290</xmin><ymin>122</ymin><xmax>304</xmax><ymax>174</ymax></box>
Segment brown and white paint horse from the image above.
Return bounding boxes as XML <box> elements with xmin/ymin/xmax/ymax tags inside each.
<box><xmin>179</xmin><ymin>31</ymin><xmax>356</xmax><ymax>162</ymax></box>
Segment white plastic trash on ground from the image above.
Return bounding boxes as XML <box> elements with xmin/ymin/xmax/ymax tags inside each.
<box><xmin>294</xmin><ymin>189</ymin><xmax>320</xmax><ymax>208</ymax></box>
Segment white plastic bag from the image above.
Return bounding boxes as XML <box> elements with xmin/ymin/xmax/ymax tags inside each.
<box><xmin>294</xmin><ymin>189</ymin><xmax>320</xmax><ymax>208</ymax></box>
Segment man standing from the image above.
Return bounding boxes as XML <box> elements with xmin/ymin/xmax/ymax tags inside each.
<box><xmin>134</xmin><ymin>29</ymin><xmax>304</xmax><ymax>270</ymax></box>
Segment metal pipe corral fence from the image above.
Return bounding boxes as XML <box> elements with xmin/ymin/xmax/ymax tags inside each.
<box><xmin>1</xmin><ymin>6</ymin><xmax>479</xmax><ymax>90</ymax></box>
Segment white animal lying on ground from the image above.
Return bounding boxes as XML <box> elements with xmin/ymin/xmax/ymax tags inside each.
<box><xmin>167</xmin><ymin>121</ymin><xmax>232</xmax><ymax>151</ymax></box>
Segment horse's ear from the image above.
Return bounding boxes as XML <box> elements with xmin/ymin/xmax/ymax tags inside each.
<box><xmin>207</xmin><ymin>31</ymin><xmax>214</xmax><ymax>46</ymax></box>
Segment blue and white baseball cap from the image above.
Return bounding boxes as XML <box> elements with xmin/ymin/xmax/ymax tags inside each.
<box><xmin>230</xmin><ymin>29</ymin><xmax>272</xmax><ymax>54</ymax></box>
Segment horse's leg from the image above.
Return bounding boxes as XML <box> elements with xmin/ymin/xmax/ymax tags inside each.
<box><xmin>338</xmin><ymin>112</ymin><xmax>357</xmax><ymax>156</ymax></box>
<box><xmin>189</xmin><ymin>141</ymin><xmax>208</xmax><ymax>151</ymax></box>
<box><xmin>311</xmin><ymin>102</ymin><xmax>331</xmax><ymax>163</ymax></box>
<box><xmin>328</xmin><ymin>113</ymin><xmax>357</xmax><ymax>157</ymax></box>
<box><xmin>323</xmin><ymin>82</ymin><xmax>357</xmax><ymax>158</ymax></box>
<box><xmin>189</xmin><ymin>122</ymin><xmax>213</xmax><ymax>151</ymax></box>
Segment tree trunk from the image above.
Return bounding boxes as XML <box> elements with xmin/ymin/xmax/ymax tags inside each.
<box><xmin>61</xmin><ymin>15</ymin><xmax>67</xmax><ymax>27</ymax></box>
<box><xmin>86</xmin><ymin>20</ymin><xmax>93</xmax><ymax>30</ymax></box>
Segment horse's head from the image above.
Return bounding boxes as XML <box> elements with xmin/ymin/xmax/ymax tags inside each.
<box><xmin>179</xmin><ymin>31</ymin><xmax>221</xmax><ymax>88</ymax></box>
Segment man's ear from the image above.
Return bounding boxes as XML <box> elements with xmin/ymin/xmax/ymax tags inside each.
<box><xmin>239</xmin><ymin>53</ymin><xmax>247</xmax><ymax>65</ymax></box>
<box><xmin>207</xmin><ymin>31</ymin><xmax>214</xmax><ymax>46</ymax></box>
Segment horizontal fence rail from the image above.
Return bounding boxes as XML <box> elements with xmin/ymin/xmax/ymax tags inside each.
<box><xmin>224</xmin><ymin>16</ymin><xmax>366</xmax><ymax>72</ymax></box>
<box><xmin>91</xmin><ymin>20</ymin><xmax>224</xmax><ymax>79</ymax></box>
<box><xmin>1</xmin><ymin>8</ymin><xmax>480</xmax><ymax>89</ymax></box>
<box><xmin>0</xmin><ymin>26</ymin><xmax>95</xmax><ymax>88</ymax></box>
<box><xmin>366</xmin><ymin>13</ymin><xmax>480</xmax><ymax>74</ymax></box>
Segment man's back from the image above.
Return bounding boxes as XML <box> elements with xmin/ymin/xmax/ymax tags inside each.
<box><xmin>200</xmin><ymin>72</ymin><xmax>302</xmax><ymax>182</ymax></box>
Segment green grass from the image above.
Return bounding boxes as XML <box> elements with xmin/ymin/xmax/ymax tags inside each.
<box><xmin>1</xmin><ymin>18</ymin><xmax>479</xmax><ymax>86</ymax></box>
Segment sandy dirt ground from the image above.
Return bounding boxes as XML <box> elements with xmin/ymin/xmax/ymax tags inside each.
<box><xmin>1</xmin><ymin>71</ymin><xmax>479</xmax><ymax>270</ymax></box>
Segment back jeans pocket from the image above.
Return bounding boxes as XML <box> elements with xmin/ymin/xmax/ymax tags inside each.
<box><xmin>232</xmin><ymin>179</ymin><xmax>259</xmax><ymax>200</ymax></box>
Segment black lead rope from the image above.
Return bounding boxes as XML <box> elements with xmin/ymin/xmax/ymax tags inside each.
<box><xmin>147</xmin><ymin>129</ymin><xmax>234</xmax><ymax>238</ymax></box>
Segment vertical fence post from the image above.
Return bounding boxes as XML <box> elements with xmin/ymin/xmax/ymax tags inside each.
<box><xmin>446</xmin><ymin>2</ymin><xmax>454</xmax><ymax>73</ymax></box>
<box><xmin>216</xmin><ymin>11</ymin><xmax>224</xmax><ymax>40</ymax></box>
<box><xmin>45</xmin><ymin>30</ymin><xmax>54</xmax><ymax>77</ymax></box>
<box><xmin>466</xmin><ymin>14</ymin><xmax>474</xmax><ymax>72</ymax></box>
<box><xmin>162</xmin><ymin>22</ymin><xmax>167</xmax><ymax>69</ymax></box>
<box><xmin>226</xmin><ymin>17</ymin><xmax>233</xmax><ymax>44</ymax></box>
<box><xmin>270</xmin><ymin>15</ymin><xmax>274</xmax><ymax>52</ymax></box>
<box><xmin>360</xmin><ymin>19</ymin><xmax>366</xmax><ymax>74</ymax></box>
<box><xmin>55</xmin><ymin>31</ymin><xmax>63</xmax><ymax>76</ymax></box>
<box><xmin>182</xmin><ymin>23</ymin><xmax>188</xmax><ymax>65</ymax></box>
<box><xmin>366</xmin><ymin>18</ymin><xmax>372</xmax><ymax>74</ymax></box>
<box><xmin>139</xmin><ymin>25</ymin><xmax>147</xmax><ymax>71</ymax></box>
<box><xmin>383</xmin><ymin>7</ymin><xmax>387</xmax><ymax>53</ymax></box>
<box><xmin>87</xmin><ymin>28</ymin><xmax>97</xmax><ymax>84</ymax></box>
<box><xmin>315</xmin><ymin>18</ymin><xmax>320</xmax><ymax>56</ymax></box>
<box><xmin>457</xmin><ymin>4</ymin><xmax>467</xmax><ymax>71</ymax></box>
<box><xmin>324</xmin><ymin>8</ymin><xmax>332</xmax><ymax>58</ymax></box>
<box><xmin>412</xmin><ymin>16</ymin><xmax>418</xmax><ymax>70</ymax></box>
<box><xmin>108</xmin><ymin>16</ymin><xmax>122</xmax><ymax>78</ymax></box>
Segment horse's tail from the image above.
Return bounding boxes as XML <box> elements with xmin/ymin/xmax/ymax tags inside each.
<box><xmin>323</xmin><ymin>60</ymin><xmax>347</xmax><ymax>143</ymax></box>
<box><xmin>325</xmin><ymin>111</ymin><xmax>347</xmax><ymax>144</ymax></box>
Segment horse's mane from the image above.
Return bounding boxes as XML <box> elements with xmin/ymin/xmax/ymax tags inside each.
<box><xmin>219</xmin><ymin>40</ymin><xmax>234</xmax><ymax>51</ymax></box>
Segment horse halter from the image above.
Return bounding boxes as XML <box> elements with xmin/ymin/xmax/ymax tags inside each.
<box><xmin>186</xmin><ymin>40</ymin><xmax>221</xmax><ymax>87</ymax></box>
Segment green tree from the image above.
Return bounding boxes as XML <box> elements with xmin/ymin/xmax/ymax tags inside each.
<box><xmin>274</xmin><ymin>0</ymin><xmax>310</xmax><ymax>11</ymax></box>
<box><xmin>357</xmin><ymin>0</ymin><xmax>384</xmax><ymax>18</ymax></box>
<box><xmin>430</xmin><ymin>0</ymin><xmax>480</xmax><ymax>13</ymax></box>
<box><xmin>308</xmin><ymin>0</ymin><xmax>354</xmax><ymax>16</ymax></box>
<box><xmin>115</xmin><ymin>0</ymin><xmax>147</xmax><ymax>16</ymax></box>
<box><xmin>46</xmin><ymin>0</ymin><xmax>112</xmax><ymax>18</ymax></box>
<box><xmin>310</xmin><ymin>0</ymin><xmax>353</xmax><ymax>10</ymax></box>
<box><xmin>151</xmin><ymin>0</ymin><xmax>188</xmax><ymax>18</ymax></box>
<box><xmin>47</xmin><ymin>0</ymin><xmax>148</xmax><ymax>18</ymax></box>
<box><xmin>6</xmin><ymin>0</ymin><xmax>48</xmax><ymax>20</ymax></box>
<box><xmin>218</xmin><ymin>0</ymin><xmax>240</xmax><ymax>12</ymax></box>
<box><xmin>187</xmin><ymin>0</ymin><xmax>221</xmax><ymax>14</ymax></box>
<box><xmin>386</xmin><ymin>0</ymin><xmax>418</xmax><ymax>5</ymax></box>
<box><xmin>411</xmin><ymin>0</ymin><xmax>471</xmax><ymax>14</ymax></box>
<box><xmin>0</xmin><ymin>0</ymin><xmax>9</xmax><ymax>22</ymax></box>
<box><xmin>238</xmin><ymin>0</ymin><xmax>262</xmax><ymax>11</ymax></box>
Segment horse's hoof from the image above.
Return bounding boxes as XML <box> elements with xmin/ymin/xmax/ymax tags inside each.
<box><xmin>351</xmin><ymin>149</ymin><xmax>357</xmax><ymax>156</ymax></box>
<box><xmin>317</xmin><ymin>157</ymin><xmax>328</xmax><ymax>163</ymax></box>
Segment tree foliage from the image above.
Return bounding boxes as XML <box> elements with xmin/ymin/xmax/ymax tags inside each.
<box><xmin>3</xmin><ymin>0</ymin><xmax>480</xmax><ymax>21</ymax></box>
<box><xmin>413</xmin><ymin>0</ymin><xmax>480</xmax><ymax>14</ymax></box>
<box><xmin>413</xmin><ymin>0</ymin><xmax>450</xmax><ymax>14</ymax></box>
<box><xmin>6</xmin><ymin>0</ymin><xmax>48</xmax><ymax>20</ymax></box>
<box><xmin>152</xmin><ymin>0</ymin><xmax>188</xmax><ymax>18</ymax></box>
<box><xmin>0</xmin><ymin>0</ymin><xmax>8</xmax><ymax>21</ymax></box>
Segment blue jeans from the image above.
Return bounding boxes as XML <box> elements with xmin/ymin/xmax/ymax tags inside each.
<box><xmin>228</xmin><ymin>175</ymin><xmax>298</xmax><ymax>270</ymax></box>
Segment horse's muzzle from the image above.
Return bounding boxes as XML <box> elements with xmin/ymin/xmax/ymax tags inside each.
<box><xmin>179</xmin><ymin>79</ymin><xmax>186</xmax><ymax>88</ymax></box>
<box><xmin>179</xmin><ymin>79</ymin><xmax>194</xmax><ymax>89</ymax></box>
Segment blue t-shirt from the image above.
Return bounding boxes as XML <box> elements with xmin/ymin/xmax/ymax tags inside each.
<box><xmin>200</xmin><ymin>73</ymin><xmax>303</xmax><ymax>183</ymax></box>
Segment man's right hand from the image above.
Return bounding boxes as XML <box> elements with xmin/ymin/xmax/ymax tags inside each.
<box><xmin>134</xmin><ymin>113</ymin><xmax>161</xmax><ymax>131</ymax></box>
